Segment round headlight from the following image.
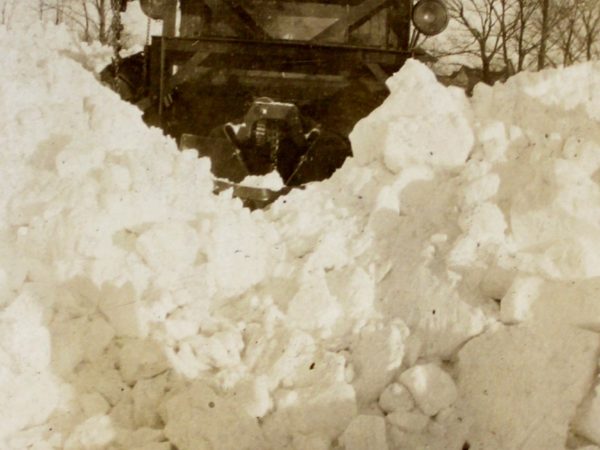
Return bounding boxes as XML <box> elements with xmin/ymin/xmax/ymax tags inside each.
<box><xmin>412</xmin><ymin>0</ymin><xmax>449</xmax><ymax>36</ymax></box>
<box><xmin>140</xmin><ymin>0</ymin><xmax>168</xmax><ymax>20</ymax></box>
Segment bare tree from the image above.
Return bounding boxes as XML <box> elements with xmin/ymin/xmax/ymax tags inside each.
<box><xmin>81</xmin><ymin>0</ymin><xmax>90</xmax><ymax>41</ymax></box>
<box><xmin>549</xmin><ymin>0</ymin><xmax>580</xmax><ymax>66</ymax></box>
<box><xmin>58</xmin><ymin>0</ymin><xmax>68</xmax><ymax>25</ymax></box>
<box><xmin>510</xmin><ymin>0</ymin><xmax>539</xmax><ymax>71</ymax></box>
<box><xmin>99</xmin><ymin>0</ymin><xmax>110</xmax><ymax>43</ymax></box>
<box><xmin>494</xmin><ymin>0</ymin><xmax>517</xmax><ymax>72</ymax></box>
<box><xmin>537</xmin><ymin>0</ymin><xmax>550</xmax><ymax>68</ymax></box>
<box><xmin>447</xmin><ymin>0</ymin><xmax>507</xmax><ymax>83</ymax></box>
<box><xmin>0</xmin><ymin>0</ymin><xmax>16</xmax><ymax>25</ymax></box>
<box><xmin>444</xmin><ymin>0</ymin><xmax>600</xmax><ymax>75</ymax></box>
<box><xmin>578</xmin><ymin>0</ymin><xmax>600</xmax><ymax>60</ymax></box>
<box><xmin>36</xmin><ymin>0</ymin><xmax>114</xmax><ymax>43</ymax></box>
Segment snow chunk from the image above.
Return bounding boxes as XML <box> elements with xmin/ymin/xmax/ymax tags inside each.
<box><xmin>162</xmin><ymin>381</ymin><xmax>266</xmax><ymax>450</ymax></box>
<box><xmin>352</xmin><ymin>321</ymin><xmax>408</xmax><ymax>405</ymax></box>
<box><xmin>500</xmin><ymin>275</ymin><xmax>543</xmax><ymax>324</ymax></box>
<box><xmin>351</xmin><ymin>59</ymin><xmax>473</xmax><ymax>171</ymax></box>
<box><xmin>387</xmin><ymin>409</ymin><xmax>430</xmax><ymax>433</ymax></box>
<box><xmin>207</xmin><ymin>211</ymin><xmax>270</xmax><ymax>299</ymax></box>
<box><xmin>573</xmin><ymin>382</ymin><xmax>600</xmax><ymax>446</ymax></box>
<box><xmin>64</xmin><ymin>415</ymin><xmax>116</xmax><ymax>449</ymax></box>
<box><xmin>132</xmin><ymin>374</ymin><xmax>168</xmax><ymax>428</ymax></box>
<box><xmin>136</xmin><ymin>221</ymin><xmax>200</xmax><ymax>274</ymax></box>
<box><xmin>229</xmin><ymin>376</ymin><xmax>273</xmax><ymax>418</ymax></box>
<box><xmin>378</xmin><ymin>382</ymin><xmax>415</xmax><ymax>414</ymax></box>
<box><xmin>240</xmin><ymin>171</ymin><xmax>285</xmax><ymax>190</ymax></box>
<box><xmin>80</xmin><ymin>392</ymin><xmax>110</xmax><ymax>417</ymax></box>
<box><xmin>118</xmin><ymin>339</ymin><xmax>170</xmax><ymax>384</ymax></box>
<box><xmin>99</xmin><ymin>282</ymin><xmax>148</xmax><ymax>338</ymax></box>
<box><xmin>263</xmin><ymin>381</ymin><xmax>357</xmax><ymax>446</ymax></box>
<box><xmin>287</xmin><ymin>270</ymin><xmax>342</xmax><ymax>332</ymax></box>
<box><xmin>455</xmin><ymin>322</ymin><xmax>599</xmax><ymax>449</ymax></box>
<box><xmin>341</xmin><ymin>415</ymin><xmax>389</xmax><ymax>450</ymax></box>
<box><xmin>399</xmin><ymin>363</ymin><xmax>457</xmax><ymax>416</ymax></box>
<box><xmin>0</xmin><ymin>292</ymin><xmax>59</xmax><ymax>440</ymax></box>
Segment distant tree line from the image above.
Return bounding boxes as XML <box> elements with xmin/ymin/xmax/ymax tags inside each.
<box><xmin>443</xmin><ymin>0</ymin><xmax>600</xmax><ymax>83</ymax></box>
<box><xmin>39</xmin><ymin>0</ymin><xmax>121</xmax><ymax>44</ymax></box>
<box><xmin>0</xmin><ymin>0</ymin><xmax>124</xmax><ymax>45</ymax></box>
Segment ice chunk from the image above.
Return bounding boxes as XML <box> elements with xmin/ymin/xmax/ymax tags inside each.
<box><xmin>341</xmin><ymin>415</ymin><xmax>389</xmax><ymax>450</ymax></box>
<box><xmin>399</xmin><ymin>363</ymin><xmax>457</xmax><ymax>416</ymax></box>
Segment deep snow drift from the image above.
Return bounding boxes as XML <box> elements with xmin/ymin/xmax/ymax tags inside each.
<box><xmin>2</xmin><ymin>23</ymin><xmax>600</xmax><ymax>450</ymax></box>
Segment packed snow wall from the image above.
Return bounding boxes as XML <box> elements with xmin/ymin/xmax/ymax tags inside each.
<box><xmin>2</xmin><ymin>23</ymin><xmax>600</xmax><ymax>450</ymax></box>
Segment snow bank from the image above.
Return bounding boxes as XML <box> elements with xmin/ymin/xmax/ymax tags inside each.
<box><xmin>2</xmin><ymin>22</ymin><xmax>600</xmax><ymax>450</ymax></box>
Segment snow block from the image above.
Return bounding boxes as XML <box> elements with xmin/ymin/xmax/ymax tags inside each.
<box><xmin>455</xmin><ymin>324</ymin><xmax>599</xmax><ymax>449</ymax></box>
<box><xmin>387</xmin><ymin>409</ymin><xmax>429</xmax><ymax>433</ymax></box>
<box><xmin>350</xmin><ymin>59</ymin><xmax>473</xmax><ymax>172</ymax></box>
<box><xmin>341</xmin><ymin>415</ymin><xmax>389</xmax><ymax>450</ymax></box>
<box><xmin>573</xmin><ymin>381</ymin><xmax>600</xmax><ymax>446</ymax></box>
<box><xmin>352</xmin><ymin>321</ymin><xmax>408</xmax><ymax>405</ymax></box>
<box><xmin>287</xmin><ymin>270</ymin><xmax>342</xmax><ymax>332</ymax></box>
<box><xmin>118</xmin><ymin>339</ymin><xmax>170</xmax><ymax>384</ymax></box>
<box><xmin>266</xmin><ymin>382</ymin><xmax>357</xmax><ymax>444</ymax></box>
<box><xmin>99</xmin><ymin>282</ymin><xmax>148</xmax><ymax>338</ymax></box>
<box><xmin>500</xmin><ymin>275</ymin><xmax>543</xmax><ymax>324</ymax></box>
<box><xmin>378</xmin><ymin>382</ymin><xmax>415</xmax><ymax>414</ymax></box>
<box><xmin>162</xmin><ymin>381</ymin><xmax>266</xmax><ymax>450</ymax></box>
<box><xmin>80</xmin><ymin>392</ymin><xmax>110</xmax><ymax>417</ymax></box>
<box><xmin>229</xmin><ymin>375</ymin><xmax>273</xmax><ymax>418</ymax></box>
<box><xmin>64</xmin><ymin>415</ymin><xmax>116</xmax><ymax>450</ymax></box>
<box><xmin>399</xmin><ymin>363</ymin><xmax>457</xmax><ymax>416</ymax></box>
<box><xmin>135</xmin><ymin>221</ymin><xmax>200</xmax><ymax>274</ymax></box>
<box><xmin>133</xmin><ymin>375</ymin><xmax>169</xmax><ymax>428</ymax></box>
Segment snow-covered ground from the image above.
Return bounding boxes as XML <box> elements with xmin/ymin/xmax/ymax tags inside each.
<box><xmin>2</xmin><ymin>17</ymin><xmax>600</xmax><ymax>450</ymax></box>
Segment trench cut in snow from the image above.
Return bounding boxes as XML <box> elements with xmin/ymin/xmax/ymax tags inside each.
<box><xmin>2</xmin><ymin>20</ymin><xmax>600</xmax><ymax>450</ymax></box>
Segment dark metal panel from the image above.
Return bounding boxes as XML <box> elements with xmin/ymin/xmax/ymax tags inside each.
<box><xmin>310</xmin><ymin>0</ymin><xmax>392</xmax><ymax>41</ymax></box>
<box><xmin>156</xmin><ymin>36</ymin><xmax>410</xmax><ymax>67</ymax></box>
<box><xmin>203</xmin><ymin>0</ymin><xmax>271</xmax><ymax>39</ymax></box>
<box><xmin>163</xmin><ymin>0</ymin><xmax>178</xmax><ymax>37</ymax></box>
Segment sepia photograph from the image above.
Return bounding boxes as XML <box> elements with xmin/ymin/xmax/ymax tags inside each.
<box><xmin>1</xmin><ymin>0</ymin><xmax>600</xmax><ymax>449</ymax></box>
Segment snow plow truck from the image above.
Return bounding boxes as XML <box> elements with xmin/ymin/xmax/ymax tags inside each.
<box><xmin>103</xmin><ymin>0</ymin><xmax>448</xmax><ymax>207</ymax></box>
